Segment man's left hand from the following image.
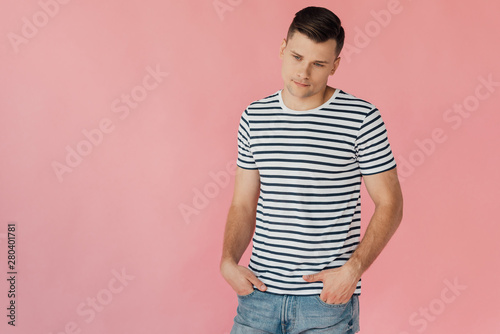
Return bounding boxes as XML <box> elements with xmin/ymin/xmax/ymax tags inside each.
<box><xmin>302</xmin><ymin>263</ymin><xmax>361</xmax><ymax>304</ymax></box>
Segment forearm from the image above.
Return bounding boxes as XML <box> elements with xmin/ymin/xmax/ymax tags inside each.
<box><xmin>220</xmin><ymin>204</ymin><xmax>256</xmax><ymax>268</ymax></box>
<box><xmin>346</xmin><ymin>201</ymin><xmax>403</xmax><ymax>276</ymax></box>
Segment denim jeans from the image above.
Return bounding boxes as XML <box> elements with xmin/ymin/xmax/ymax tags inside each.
<box><xmin>230</xmin><ymin>289</ymin><xmax>360</xmax><ymax>334</ymax></box>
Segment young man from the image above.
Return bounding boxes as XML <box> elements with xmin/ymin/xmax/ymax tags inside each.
<box><xmin>220</xmin><ymin>6</ymin><xmax>403</xmax><ymax>334</ymax></box>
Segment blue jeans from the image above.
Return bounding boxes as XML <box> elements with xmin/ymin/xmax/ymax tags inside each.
<box><xmin>231</xmin><ymin>289</ymin><xmax>360</xmax><ymax>333</ymax></box>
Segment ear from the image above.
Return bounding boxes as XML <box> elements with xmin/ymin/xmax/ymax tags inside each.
<box><xmin>279</xmin><ymin>38</ymin><xmax>287</xmax><ymax>60</ymax></box>
<box><xmin>330</xmin><ymin>57</ymin><xmax>341</xmax><ymax>76</ymax></box>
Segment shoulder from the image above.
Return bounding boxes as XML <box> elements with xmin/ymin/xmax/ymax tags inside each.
<box><xmin>238</xmin><ymin>91</ymin><xmax>280</xmax><ymax>125</ymax></box>
<box><xmin>333</xmin><ymin>89</ymin><xmax>378</xmax><ymax>115</ymax></box>
<box><xmin>245</xmin><ymin>91</ymin><xmax>281</xmax><ymax>111</ymax></box>
<box><xmin>241</xmin><ymin>91</ymin><xmax>281</xmax><ymax>121</ymax></box>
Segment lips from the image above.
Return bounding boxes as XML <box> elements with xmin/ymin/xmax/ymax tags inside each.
<box><xmin>293</xmin><ymin>80</ymin><xmax>309</xmax><ymax>87</ymax></box>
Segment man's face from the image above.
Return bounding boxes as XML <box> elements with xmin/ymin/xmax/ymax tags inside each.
<box><xmin>279</xmin><ymin>31</ymin><xmax>340</xmax><ymax>100</ymax></box>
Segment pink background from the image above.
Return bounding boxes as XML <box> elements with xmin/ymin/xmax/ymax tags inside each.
<box><xmin>1</xmin><ymin>0</ymin><xmax>499</xmax><ymax>333</ymax></box>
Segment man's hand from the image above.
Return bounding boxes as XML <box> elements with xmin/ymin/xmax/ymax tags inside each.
<box><xmin>302</xmin><ymin>263</ymin><xmax>361</xmax><ymax>304</ymax></box>
<box><xmin>220</xmin><ymin>260</ymin><xmax>267</xmax><ymax>296</ymax></box>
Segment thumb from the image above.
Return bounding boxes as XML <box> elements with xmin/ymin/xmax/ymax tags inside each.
<box><xmin>303</xmin><ymin>271</ymin><xmax>323</xmax><ymax>282</ymax></box>
<box><xmin>249</xmin><ymin>275</ymin><xmax>267</xmax><ymax>291</ymax></box>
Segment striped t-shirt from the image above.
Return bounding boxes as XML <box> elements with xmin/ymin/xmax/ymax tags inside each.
<box><xmin>236</xmin><ymin>88</ymin><xmax>397</xmax><ymax>296</ymax></box>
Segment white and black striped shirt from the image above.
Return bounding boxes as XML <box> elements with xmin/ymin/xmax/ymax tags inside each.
<box><xmin>236</xmin><ymin>88</ymin><xmax>397</xmax><ymax>296</ymax></box>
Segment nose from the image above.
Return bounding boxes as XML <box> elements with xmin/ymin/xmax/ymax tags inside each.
<box><xmin>296</xmin><ymin>62</ymin><xmax>310</xmax><ymax>80</ymax></box>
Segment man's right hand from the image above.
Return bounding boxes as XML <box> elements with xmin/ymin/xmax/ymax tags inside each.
<box><xmin>220</xmin><ymin>260</ymin><xmax>267</xmax><ymax>296</ymax></box>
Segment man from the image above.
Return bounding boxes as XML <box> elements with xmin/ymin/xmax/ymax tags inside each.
<box><xmin>220</xmin><ymin>6</ymin><xmax>403</xmax><ymax>334</ymax></box>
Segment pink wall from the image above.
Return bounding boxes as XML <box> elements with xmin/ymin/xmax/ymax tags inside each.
<box><xmin>1</xmin><ymin>0</ymin><xmax>499</xmax><ymax>333</ymax></box>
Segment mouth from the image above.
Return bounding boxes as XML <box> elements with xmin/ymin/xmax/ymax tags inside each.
<box><xmin>293</xmin><ymin>80</ymin><xmax>309</xmax><ymax>87</ymax></box>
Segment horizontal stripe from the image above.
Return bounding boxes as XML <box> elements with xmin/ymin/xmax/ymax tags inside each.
<box><xmin>254</xmin><ymin>229</ymin><xmax>360</xmax><ymax>245</ymax></box>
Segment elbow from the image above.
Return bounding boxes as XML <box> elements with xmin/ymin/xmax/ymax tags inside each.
<box><xmin>377</xmin><ymin>195</ymin><xmax>403</xmax><ymax>227</ymax></box>
<box><xmin>395</xmin><ymin>195</ymin><xmax>404</xmax><ymax>226</ymax></box>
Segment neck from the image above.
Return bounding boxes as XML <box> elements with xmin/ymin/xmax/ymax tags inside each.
<box><xmin>282</xmin><ymin>86</ymin><xmax>335</xmax><ymax>111</ymax></box>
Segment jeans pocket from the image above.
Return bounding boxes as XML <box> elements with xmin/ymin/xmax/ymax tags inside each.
<box><xmin>314</xmin><ymin>295</ymin><xmax>351</xmax><ymax>308</ymax></box>
<box><xmin>237</xmin><ymin>289</ymin><xmax>256</xmax><ymax>298</ymax></box>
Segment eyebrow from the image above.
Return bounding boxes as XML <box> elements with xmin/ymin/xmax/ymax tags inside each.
<box><xmin>290</xmin><ymin>50</ymin><xmax>329</xmax><ymax>64</ymax></box>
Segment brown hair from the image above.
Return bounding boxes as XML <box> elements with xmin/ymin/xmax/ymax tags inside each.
<box><xmin>287</xmin><ymin>6</ymin><xmax>345</xmax><ymax>56</ymax></box>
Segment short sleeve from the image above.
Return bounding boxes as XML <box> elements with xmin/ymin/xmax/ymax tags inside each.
<box><xmin>355</xmin><ymin>108</ymin><xmax>397</xmax><ymax>175</ymax></box>
<box><xmin>236</xmin><ymin>109</ymin><xmax>257</xmax><ymax>170</ymax></box>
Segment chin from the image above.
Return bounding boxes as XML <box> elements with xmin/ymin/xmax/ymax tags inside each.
<box><xmin>290</xmin><ymin>87</ymin><xmax>315</xmax><ymax>99</ymax></box>
<box><xmin>287</xmin><ymin>83</ymin><xmax>310</xmax><ymax>96</ymax></box>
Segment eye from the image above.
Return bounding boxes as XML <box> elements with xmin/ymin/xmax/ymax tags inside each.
<box><xmin>314</xmin><ymin>63</ymin><xmax>324</xmax><ymax>67</ymax></box>
<box><xmin>293</xmin><ymin>55</ymin><xmax>301</xmax><ymax>60</ymax></box>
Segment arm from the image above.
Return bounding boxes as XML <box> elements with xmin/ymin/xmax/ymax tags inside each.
<box><xmin>345</xmin><ymin>167</ymin><xmax>404</xmax><ymax>275</ymax></box>
<box><xmin>220</xmin><ymin>166</ymin><xmax>267</xmax><ymax>295</ymax></box>
<box><xmin>303</xmin><ymin>167</ymin><xmax>403</xmax><ymax>303</ymax></box>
